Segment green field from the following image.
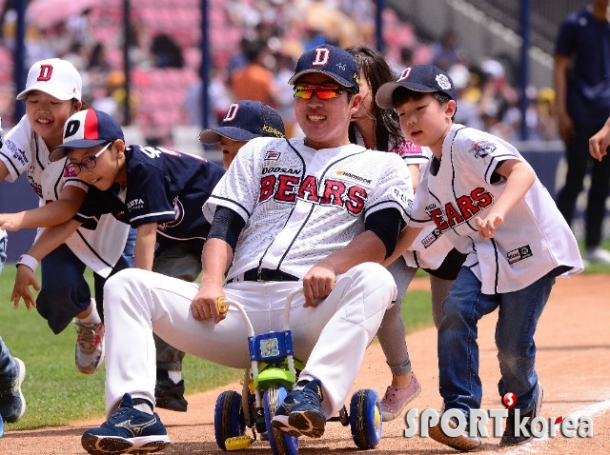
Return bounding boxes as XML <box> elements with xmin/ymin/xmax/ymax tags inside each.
<box><xmin>0</xmin><ymin>264</ymin><xmax>434</xmax><ymax>430</ymax></box>
<box><xmin>3</xmin><ymin>237</ymin><xmax>608</xmax><ymax>430</ymax></box>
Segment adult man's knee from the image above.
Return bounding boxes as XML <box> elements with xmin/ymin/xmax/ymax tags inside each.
<box><xmin>106</xmin><ymin>268</ymin><xmax>146</xmax><ymax>291</ymax></box>
<box><xmin>348</xmin><ymin>262</ymin><xmax>395</xmax><ymax>287</ymax></box>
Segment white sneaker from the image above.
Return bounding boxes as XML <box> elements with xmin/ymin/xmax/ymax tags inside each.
<box><xmin>585</xmin><ymin>247</ymin><xmax>610</xmax><ymax>265</ymax></box>
<box><xmin>74</xmin><ymin>319</ymin><xmax>105</xmax><ymax>374</ymax></box>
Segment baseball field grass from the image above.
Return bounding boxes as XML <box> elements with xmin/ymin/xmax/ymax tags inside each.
<box><xmin>0</xmin><ymin>264</ymin><xmax>434</xmax><ymax>430</ymax></box>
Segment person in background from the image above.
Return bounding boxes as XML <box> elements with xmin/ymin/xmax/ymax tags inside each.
<box><xmin>589</xmin><ymin>114</ymin><xmax>610</xmax><ymax>162</ymax></box>
<box><xmin>0</xmin><ymin>124</ymin><xmax>26</xmax><ymax>435</ymax></box>
<box><xmin>554</xmin><ymin>0</ymin><xmax>610</xmax><ymax>264</ymax></box>
<box><xmin>199</xmin><ymin>99</ymin><xmax>286</xmax><ymax>169</ymax></box>
<box><xmin>0</xmin><ymin>334</ymin><xmax>26</xmax><ymax>438</ymax></box>
<box><xmin>229</xmin><ymin>38</ymin><xmax>277</xmax><ymax>107</ymax></box>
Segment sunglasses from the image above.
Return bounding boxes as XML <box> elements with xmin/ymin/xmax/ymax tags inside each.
<box><xmin>294</xmin><ymin>85</ymin><xmax>344</xmax><ymax>100</ymax></box>
<box><xmin>65</xmin><ymin>142</ymin><xmax>112</xmax><ymax>175</ymax></box>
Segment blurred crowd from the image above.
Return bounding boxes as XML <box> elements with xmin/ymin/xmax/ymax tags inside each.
<box><xmin>0</xmin><ymin>0</ymin><xmax>559</xmax><ymax>145</ymax></box>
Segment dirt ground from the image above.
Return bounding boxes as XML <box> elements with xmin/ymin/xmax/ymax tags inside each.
<box><xmin>1</xmin><ymin>274</ymin><xmax>608</xmax><ymax>455</ymax></box>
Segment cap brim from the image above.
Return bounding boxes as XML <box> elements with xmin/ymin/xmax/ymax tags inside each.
<box><xmin>288</xmin><ymin>69</ymin><xmax>354</xmax><ymax>89</ymax></box>
<box><xmin>49</xmin><ymin>139</ymin><xmax>107</xmax><ymax>162</ymax></box>
<box><xmin>375</xmin><ymin>81</ymin><xmax>437</xmax><ymax>109</ymax></box>
<box><xmin>16</xmin><ymin>86</ymin><xmax>76</xmax><ymax>101</ymax></box>
<box><xmin>199</xmin><ymin>127</ymin><xmax>258</xmax><ymax>144</ymax></box>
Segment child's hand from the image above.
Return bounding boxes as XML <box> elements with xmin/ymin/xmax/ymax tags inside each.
<box><xmin>474</xmin><ymin>215</ymin><xmax>504</xmax><ymax>239</ymax></box>
<box><xmin>589</xmin><ymin>125</ymin><xmax>610</xmax><ymax>162</ymax></box>
<box><xmin>0</xmin><ymin>212</ymin><xmax>25</xmax><ymax>231</ymax></box>
<box><xmin>11</xmin><ymin>265</ymin><xmax>40</xmax><ymax>310</ymax></box>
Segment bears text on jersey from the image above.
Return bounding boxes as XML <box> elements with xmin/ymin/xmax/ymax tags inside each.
<box><xmin>258</xmin><ymin>173</ymin><xmax>367</xmax><ymax>215</ymax></box>
<box><xmin>427</xmin><ymin>187</ymin><xmax>494</xmax><ymax>231</ymax></box>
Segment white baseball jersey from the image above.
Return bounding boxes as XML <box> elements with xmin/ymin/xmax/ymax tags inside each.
<box><xmin>0</xmin><ymin>115</ymin><xmax>129</xmax><ymax>277</ymax></box>
<box><xmin>202</xmin><ymin>137</ymin><xmax>413</xmax><ymax>281</ymax></box>
<box><xmin>409</xmin><ymin>124</ymin><xmax>584</xmax><ymax>294</ymax></box>
<box><xmin>352</xmin><ymin>130</ymin><xmax>454</xmax><ymax>270</ymax></box>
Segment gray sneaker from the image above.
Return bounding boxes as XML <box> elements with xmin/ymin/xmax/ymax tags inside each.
<box><xmin>585</xmin><ymin>247</ymin><xmax>610</xmax><ymax>265</ymax></box>
<box><xmin>0</xmin><ymin>358</ymin><xmax>26</xmax><ymax>423</ymax></box>
<box><xmin>74</xmin><ymin>319</ymin><xmax>105</xmax><ymax>374</ymax></box>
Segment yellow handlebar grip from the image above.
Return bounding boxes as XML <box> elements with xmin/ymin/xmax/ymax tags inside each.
<box><xmin>217</xmin><ymin>296</ymin><xmax>228</xmax><ymax>313</ymax></box>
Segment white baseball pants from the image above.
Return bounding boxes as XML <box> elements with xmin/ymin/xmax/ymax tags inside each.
<box><xmin>103</xmin><ymin>262</ymin><xmax>396</xmax><ymax>417</ymax></box>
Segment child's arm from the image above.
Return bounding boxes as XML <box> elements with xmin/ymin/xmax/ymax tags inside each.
<box><xmin>381</xmin><ymin>224</ymin><xmax>423</xmax><ymax>267</ymax></box>
<box><xmin>589</xmin><ymin>116</ymin><xmax>610</xmax><ymax>162</ymax></box>
<box><xmin>474</xmin><ymin>159</ymin><xmax>536</xmax><ymax>239</ymax></box>
<box><xmin>134</xmin><ymin>222</ymin><xmax>157</xmax><ymax>270</ymax></box>
<box><xmin>0</xmin><ymin>160</ymin><xmax>9</xmax><ymax>181</ymax></box>
<box><xmin>408</xmin><ymin>163</ymin><xmax>420</xmax><ymax>193</ymax></box>
<box><xmin>0</xmin><ymin>185</ymin><xmax>87</xmax><ymax>231</ymax></box>
<box><xmin>11</xmin><ymin>219</ymin><xmax>81</xmax><ymax>310</ymax></box>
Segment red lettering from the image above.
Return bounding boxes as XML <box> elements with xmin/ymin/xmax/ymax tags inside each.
<box><xmin>429</xmin><ymin>209</ymin><xmax>448</xmax><ymax>231</ymax></box>
<box><xmin>298</xmin><ymin>175</ymin><xmax>319</xmax><ymax>202</ymax></box>
<box><xmin>259</xmin><ymin>175</ymin><xmax>276</xmax><ymax>202</ymax></box>
<box><xmin>275</xmin><ymin>175</ymin><xmax>299</xmax><ymax>202</ymax></box>
<box><xmin>456</xmin><ymin>195</ymin><xmax>480</xmax><ymax>218</ymax></box>
<box><xmin>38</xmin><ymin>64</ymin><xmax>53</xmax><ymax>81</ymax></box>
<box><xmin>345</xmin><ymin>187</ymin><xmax>367</xmax><ymax>214</ymax></box>
<box><xmin>471</xmin><ymin>187</ymin><xmax>493</xmax><ymax>208</ymax></box>
<box><xmin>444</xmin><ymin>203</ymin><xmax>465</xmax><ymax>226</ymax></box>
<box><xmin>320</xmin><ymin>179</ymin><xmax>346</xmax><ymax>206</ymax></box>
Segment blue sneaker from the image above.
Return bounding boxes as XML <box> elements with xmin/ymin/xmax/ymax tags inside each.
<box><xmin>81</xmin><ymin>393</ymin><xmax>170</xmax><ymax>455</ymax></box>
<box><xmin>0</xmin><ymin>358</ymin><xmax>26</xmax><ymax>423</ymax></box>
<box><xmin>271</xmin><ymin>379</ymin><xmax>326</xmax><ymax>438</ymax></box>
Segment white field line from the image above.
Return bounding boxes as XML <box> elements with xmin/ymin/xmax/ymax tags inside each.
<box><xmin>502</xmin><ymin>399</ymin><xmax>610</xmax><ymax>455</ymax></box>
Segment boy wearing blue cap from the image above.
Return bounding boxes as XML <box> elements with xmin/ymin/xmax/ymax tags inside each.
<box><xmin>199</xmin><ymin>99</ymin><xmax>286</xmax><ymax>169</ymax></box>
<box><xmin>376</xmin><ymin>65</ymin><xmax>583</xmax><ymax>450</ymax></box>
<box><xmin>78</xmin><ymin>44</ymin><xmax>412</xmax><ymax>453</ymax></box>
<box><xmin>14</xmin><ymin>108</ymin><xmax>226</xmax><ymax>413</ymax></box>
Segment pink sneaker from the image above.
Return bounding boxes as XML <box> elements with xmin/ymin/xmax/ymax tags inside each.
<box><xmin>379</xmin><ymin>374</ymin><xmax>422</xmax><ymax>422</ymax></box>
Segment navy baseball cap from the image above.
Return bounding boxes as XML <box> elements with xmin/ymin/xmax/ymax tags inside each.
<box><xmin>199</xmin><ymin>100</ymin><xmax>286</xmax><ymax>144</ymax></box>
<box><xmin>288</xmin><ymin>44</ymin><xmax>360</xmax><ymax>92</ymax></box>
<box><xmin>376</xmin><ymin>65</ymin><xmax>456</xmax><ymax>109</ymax></box>
<box><xmin>50</xmin><ymin>109</ymin><xmax>124</xmax><ymax>161</ymax></box>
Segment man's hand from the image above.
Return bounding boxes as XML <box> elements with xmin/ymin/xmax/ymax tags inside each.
<box><xmin>302</xmin><ymin>264</ymin><xmax>336</xmax><ymax>308</ymax></box>
<box><xmin>190</xmin><ymin>283</ymin><xmax>227</xmax><ymax>324</ymax></box>
<box><xmin>0</xmin><ymin>212</ymin><xmax>25</xmax><ymax>231</ymax></box>
<box><xmin>11</xmin><ymin>265</ymin><xmax>40</xmax><ymax>310</ymax></box>
<box><xmin>589</xmin><ymin>122</ymin><xmax>610</xmax><ymax>162</ymax></box>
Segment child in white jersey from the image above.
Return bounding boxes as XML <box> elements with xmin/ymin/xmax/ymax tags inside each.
<box><xmin>376</xmin><ymin>65</ymin><xmax>584</xmax><ymax>450</ymax></box>
<box><xmin>0</xmin><ymin>58</ymin><xmax>131</xmax><ymax>375</ymax></box>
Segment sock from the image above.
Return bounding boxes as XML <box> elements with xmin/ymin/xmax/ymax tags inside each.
<box><xmin>133</xmin><ymin>398</ymin><xmax>154</xmax><ymax>415</ymax></box>
<box><xmin>168</xmin><ymin>370</ymin><xmax>182</xmax><ymax>384</ymax></box>
<box><xmin>79</xmin><ymin>300</ymin><xmax>101</xmax><ymax>325</ymax></box>
<box><xmin>295</xmin><ymin>374</ymin><xmax>315</xmax><ymax>390</ymax></box>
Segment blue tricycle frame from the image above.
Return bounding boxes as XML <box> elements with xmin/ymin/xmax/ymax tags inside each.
<box><xmin>213</xmin><ymin>290</ymin><xmax>383</xmax><ymax>454</ymax></box>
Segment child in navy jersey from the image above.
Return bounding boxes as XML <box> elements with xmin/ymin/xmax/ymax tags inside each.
<box><xmin>14</xmin><ymin>109</ymin><xmax>226</xmax><ymax>412</ymax></box>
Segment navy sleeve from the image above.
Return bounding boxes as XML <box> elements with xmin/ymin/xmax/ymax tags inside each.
<box><xmin>365</xmin><ymin>208</ymin><xmax>405</xmax><ymax>258</ymax></box>
<box><xmin>207</xmin><ymin>206</ymin><xmax>246</xmax><ymax>251</ymax></box>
